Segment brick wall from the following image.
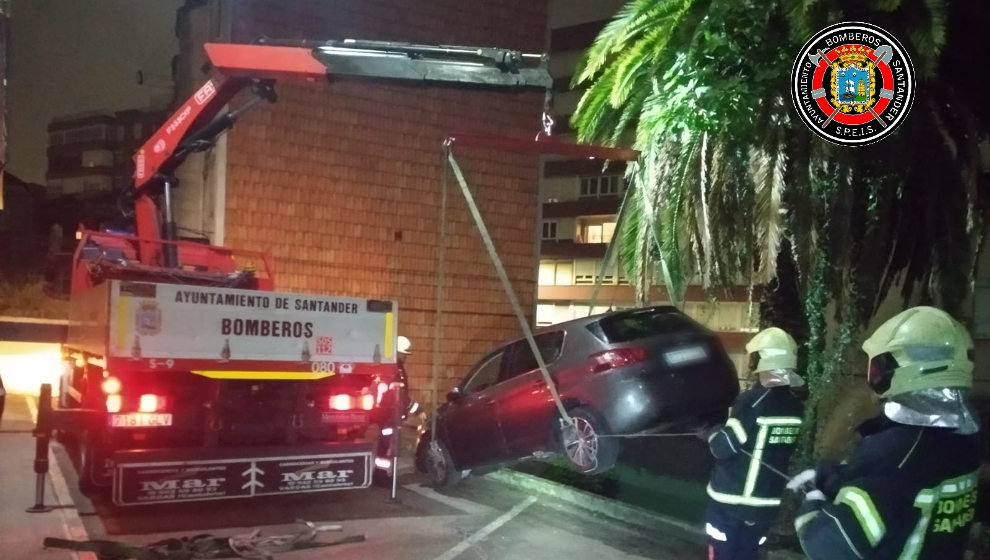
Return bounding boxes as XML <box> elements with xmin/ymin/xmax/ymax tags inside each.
<box><xmin>222</xmin><ymin>0</ymin><xmax>549</xmax><ymax>404</ymax></box>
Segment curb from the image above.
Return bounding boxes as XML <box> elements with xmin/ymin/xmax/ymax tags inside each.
<box><xmin>487</xmin><ymin>468</ymin><xmax>806</xmax><ymax>560</ymax></box>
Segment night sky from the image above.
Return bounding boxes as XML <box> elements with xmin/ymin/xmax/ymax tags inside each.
<box><xmin>7</xmin><ymin>0</ymin><xmax>183</xmax><ymax>185</ymax></box>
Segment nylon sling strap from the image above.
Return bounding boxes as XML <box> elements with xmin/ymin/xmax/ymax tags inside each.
<box><xmin>444</xmin><ymin>146</ymin><xmax>571</xmax><ymax>424</ymax></box>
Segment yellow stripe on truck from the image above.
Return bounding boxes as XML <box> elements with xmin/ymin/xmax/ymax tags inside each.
<box><xmin>191</xmin><ymin>370</ymin><xmax>335</xmax><ymax>380</ymax></box>
<box><xmin>384</xmin><ymin>311</ymin><xmax>394</xmax><ymax>359</ymax></box>
<box><xmin>115</xmin><ymin>289</ymin><xmax>131</xmax><ymax>354</ymax></box>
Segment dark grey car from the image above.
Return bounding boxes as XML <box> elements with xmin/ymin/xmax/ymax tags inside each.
<box><xmin>416</xmin><ymin>306</ymin><xmax>740</xmax><ymax>487</ymax></box>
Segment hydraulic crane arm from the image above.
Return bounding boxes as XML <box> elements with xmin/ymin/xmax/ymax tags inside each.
<box><xmin>135</xmin><ymin>39</ymin><xmax>551</xmax><ymax>191</ymax></box>
<box><xmin>128</xmin><ymin>39</ymin><xmax>551</xmax><ymax>269</ymax></box>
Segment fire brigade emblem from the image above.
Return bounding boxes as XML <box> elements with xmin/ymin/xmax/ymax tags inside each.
<box><xmin>135</xmin><ymin>301</ymin><xmax>162</xmax><ymax>336</ymax></box>
<box><xmin>790</xmin><ymin>22</ymin><xmax>915</xmax><ymax>146</ymax></box>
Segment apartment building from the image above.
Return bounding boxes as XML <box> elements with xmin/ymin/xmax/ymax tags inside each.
<box><xmin>46</xmin><ymin>109</ymin><xmax>166</xmax><ymax>197</ymax></box>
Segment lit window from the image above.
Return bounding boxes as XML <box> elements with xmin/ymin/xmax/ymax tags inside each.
<box><xmin>539</xmin><ymin>262</ymin><xmax>556</xmax><ymax>285</ymax></box>
<box><xmin>555</xmin><ymin>262</ymin><xmax>573</xmax><ymax>285</ymax></box>
<box><xmin>602</xmin><ymin>222</ymin><xmax>616</xmax><ymax>243</ymax></box>
<box><xmin>536</xmin><ymin>304</ymin><xmax>555</xmax><ymax>326</ymax></box>
<box><xmin>586</xmin><ymin>225</ymin><xmax>603</xmax><ymax>244</ymax></box>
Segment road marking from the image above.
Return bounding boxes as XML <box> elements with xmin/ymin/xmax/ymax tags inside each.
<box><xmin>403</xmin><ymin>483</ymin><xmax>492</xmax><ymax>515</ymax></box>
<box><xmin>431</xmin><ymin>495</ymin><xmax>537</xmax><ymax>560</ymax></box>
<box><xmin>26</xmin><ymin>396</ymin><xmax>98</xmax><ymax>560</ymax></box>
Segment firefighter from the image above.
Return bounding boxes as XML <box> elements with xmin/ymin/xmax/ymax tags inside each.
<box><xmin>375</xmin><ymin>336</ymin><xmax>418</xmax><ymax>466</ymax></box>
<box><xmin>789</xmin><ymin>306</ymin><xmax>980</xmax><ymax>560</ymax></box>
<box><xmin>396</xmin><ymin>335</ymin><xmax>419</xmax><ymax>419</ymax></box>
<box><xmin>704</xmin><ymin>327</ymin><xmax>805</xmax><ymax>560</ymax></box>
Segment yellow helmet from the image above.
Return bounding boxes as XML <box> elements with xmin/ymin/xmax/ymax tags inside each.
<box><xmin>745</xmin><ymin>327</ymin><xmax>798</xmax><ymax>373</ymax></box>
<box><xmin>862</xmin><ymin>306</ymin><xmax>973</xmax><ymax>398</ymax></box>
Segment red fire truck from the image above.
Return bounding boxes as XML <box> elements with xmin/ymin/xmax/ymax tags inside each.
<box><xmin>54</xmin><ymin>39</ymin><xmax>551</xmax><ymax>506</ymax></box>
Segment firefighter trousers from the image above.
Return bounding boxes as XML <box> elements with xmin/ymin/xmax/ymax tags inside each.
<box><xmin>705</xmin><ymin>503</ymin><xmax>771</xmax><ymax>560</ymax></box>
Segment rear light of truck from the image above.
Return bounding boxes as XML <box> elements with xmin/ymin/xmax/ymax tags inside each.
<box><xmin>138</xmin><ymin>394</ymin><xmax>168</xmax><ymax>413</ymax></box>
<box><xmin>101</xmin><ymin>376</ymin><xmax>122</xmax><ymax>394</ymax></box>
<box><xmin>329</xmin><ymin>394</ymin><xmax>353</xmax><ymax>410</ymax></box>
<box><xmin>106</xmin><ymin>394</ymin><xmax>123</xmax><ymax>413</ymax></box>
<box><xmin>328</xmin><ymin>393</ymin><xmax>375</xmax><ymax>411</ymax></box>
<box><xmin>589</xmin><ymin>348</ymin><xmax>649</xmax><ymax>373</ymax></box>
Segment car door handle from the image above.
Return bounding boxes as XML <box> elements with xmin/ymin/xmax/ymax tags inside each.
<box><xmin>533</xmin><ymin>380</ymin><xmax>547</xmax><ymax>387</ymax></box>
<box><xmin>482</xmin><ymin>398</ymin><xmax>496</xmax><ymax>406</ymax></box>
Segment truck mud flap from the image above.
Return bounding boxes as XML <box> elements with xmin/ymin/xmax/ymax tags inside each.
<box><xmin>111</xmin><ymin>442</ymin><xmax>373</xmax><ymax>506</ymax></box>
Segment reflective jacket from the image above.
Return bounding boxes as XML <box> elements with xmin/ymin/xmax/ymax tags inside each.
<box><xmin>707</xmin><ymin>385</ymin><xmax>804</xmax><ymax>522</ymax></box>
<box><xmin>797</xmin><ymin>415</ymin><xmax>980</xmax><ymax>560</ymax></box>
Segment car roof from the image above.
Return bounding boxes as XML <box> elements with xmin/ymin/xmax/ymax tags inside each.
<box><xmin>493</xmin><ymin>305</ymin><xmax>685</xmax><ymax>348</ymax></box>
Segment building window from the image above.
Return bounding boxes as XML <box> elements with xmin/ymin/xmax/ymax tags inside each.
<box><xmin>542</xmin><ymin>221</ymin><xmax>558</xmax><ymax>240</ymax></box>
<box><xmin>580</xmin><ymin>175</ymin><xmax>621</xmax><ymax>198</ymax></box>
<box><xmin>538</xmin><ymin>261</ymin><xmax>574</xmax><ymax>286</ymax></box>
<box><xmin>574</xmin><ymin>259</ymin><xmax>598</xmax><ymax>285</ymax></box>
<box><xmin>536</xmin><ymin>304</ymin><xmax>555</xmax><ymax>326</ymax></box>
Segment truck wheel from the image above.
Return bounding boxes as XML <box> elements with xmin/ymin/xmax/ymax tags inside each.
<box><xmin>557</xmin><ymin>406</ymin><xmax>618</xmax><ymax>475</ymax></box>
<box><xmin>78</xmin><ymin>431</ymin><xmax>108</xmax><ymax>495</ymax></box>
<box><xmin>423</xmin><ymin>438</ymin><xmax>461</xmax><ymax>489</ymax></box>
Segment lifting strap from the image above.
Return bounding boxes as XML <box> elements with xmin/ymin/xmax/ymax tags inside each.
<box><xmin>441</xmin><ymin>145</ymin><xmax>571</xmax><ymax>424</ymax></box>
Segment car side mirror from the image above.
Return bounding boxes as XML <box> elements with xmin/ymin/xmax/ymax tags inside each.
<box><xmin>446</xmin><ymin>387</ymin><xmax>464</xmax><ymax>403</ymax></box>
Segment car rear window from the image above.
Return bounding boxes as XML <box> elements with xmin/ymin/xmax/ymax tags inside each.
<box><xmin>588</xmin><ymin>309</ymin><xmax>699</xmax><ymax>343</ymax></box>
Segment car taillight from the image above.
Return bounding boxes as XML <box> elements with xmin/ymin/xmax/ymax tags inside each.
<box><xmin>101</xmin><ymin>376</ymin><xmax>122</xmax><ymax>394</ymax></box>
<box><xmin>589</xmin><ymin>348</ymin><xmax>649</xmax><ymax>373</ymax></box>
<box><xmin>138</xmin><ymin>394</ymin><xmax>167</xmax><ymax>413</ymax></box>
<box><xmin>106</xmin><ymin>394</ymin><xmax>123</xmax><ymax>413</ymax></box>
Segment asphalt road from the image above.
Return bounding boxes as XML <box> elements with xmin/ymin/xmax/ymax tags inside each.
<box><xmin>2</xmin><ymin>391</ymin><xmax>703</xmax><ymax>560</ymax></box>
<box><xmin>50</xmin><ymin>450</ymin><xmax>703</xmax><ymax>560</ymax></box>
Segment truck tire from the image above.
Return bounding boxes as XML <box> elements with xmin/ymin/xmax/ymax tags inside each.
<box><xmin>78</xmin><ymin>430</ymin><xmax>109</xmax><ymax>496</ymax></box>
<box><xmin>557</xmin><ymin>406</ymin><xmax>619</xmax><ymax>475</ymax></box>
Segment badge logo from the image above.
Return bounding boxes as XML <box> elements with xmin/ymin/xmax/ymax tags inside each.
<box><xmin>791</xmin><ymin>22</ymin><xmax>915</xmax><ymax>146</ymax></box>
<box><xmin>135</xmin><ymin>301</ymin><xmax>162</xmax><ymax>336</ymax></box>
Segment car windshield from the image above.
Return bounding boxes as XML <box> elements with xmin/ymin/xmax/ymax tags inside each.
<box><xmin>589</xmin><ymin>309</ymin><xmax>697</xmax><ymax>344</ymax></box>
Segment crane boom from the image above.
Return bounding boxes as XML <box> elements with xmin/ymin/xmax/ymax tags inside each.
<box><xmin>128</xmin><ymin>39</ymin><xmax>550</xmax><ymax>269</ymax></box>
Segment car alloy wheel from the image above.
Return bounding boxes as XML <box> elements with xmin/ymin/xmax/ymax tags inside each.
<box><xmin>558</xmin><ymin>406</ymin><xmax>619</xmax><ymax>475</ymax></box>
<box><xmin>425</xmin><ymin>438</ymin><xmax>461</xmax><ymax>489</ymax></box>
<box><xmin>562</xmin><ymin>416</ymin><xmax>600</xmax><ymax>472</ymax></box>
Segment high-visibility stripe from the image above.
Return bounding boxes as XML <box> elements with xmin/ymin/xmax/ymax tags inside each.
<box><xmin>837</xmin><ymin>487</ymin><xmax>886</xmax><ymax>547</ymax></box>
<box><xmin>795</xmin><ymin>510</ymin><xmax>819</xmax><ymax>532</ymax></box>
<box><xmin>725</xmin><ymin>418</ymin><xmax>747</xmax><ymax>443</ymax></box>
<box><xmin>755</xmin><ymin>416</ymin><xmax>803</xmax><ymax>425</ymax></box>
<box><xmin>191</xmin><ymin>370</ymin><xmax>335</xmax><ymax>380</ymax></box>
<box><xmin>706</xmin><ymin>484</ymin><xmax>781</xmax><ymax>507</ymax></box>
<box><xmin>705</xmin><ymin>523</ymin><xmax>728</xmax><ymax>542</ymax></box>
<box><xmin>743</xmin><ymin>423</ymin><xmax>770</xmax><ymax>496</ymax></box>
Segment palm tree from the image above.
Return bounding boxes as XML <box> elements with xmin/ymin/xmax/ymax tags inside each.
<box><xmin>572</xmin><ymin>0</ymin><xmax>985</xmax><ymax>461</ymax></box>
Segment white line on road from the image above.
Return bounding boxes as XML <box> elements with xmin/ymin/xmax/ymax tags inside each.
<box><xmin>431</xmin><ymin>495</ymin><xmax>538</xmax><ymax>560</ymax></box>
<box><xmin>403</xmin><ymin>483</ymin><xmax>492</xmax><ymax>515</ymax></box>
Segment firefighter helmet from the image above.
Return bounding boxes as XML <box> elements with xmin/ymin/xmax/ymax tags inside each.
<box><xmin>397</xmin><ymin>336</ymin><xmax>412</xmax><ymax>355</ymax></box>
<box><xmin>746</xmin><ymin>327</ymin><xmax>798</xmax><ymax>373</ymax></box>
<box><xmin>862</xmin><ymin>306</ymin><xmax>973</xmax><ymax>398</ymax></box>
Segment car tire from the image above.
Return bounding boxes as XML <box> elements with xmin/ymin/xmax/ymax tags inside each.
<box><xmin>422</xmin><ymin>437</ymin><xmax>461</xmax><ymax>489</ymax></box>
<box><xmin>558</xmin><ymin>406</ymin><xmax>618</xmax><ymax>475</ymax></box>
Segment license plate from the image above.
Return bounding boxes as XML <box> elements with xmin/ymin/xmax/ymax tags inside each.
<box><xmin>321</xmin><ymin>412</ymin><xmax>367</xmax><ymax>424</ymax></box>
<box><xmin>109</xmin><ymin>413</ymin><xmax>173</xmax><ymax>428</ymax></box>
<box><xmin>663</xmin><ymin>346</ymin><xmax>708</xmax><ymax>366</ymax></box>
